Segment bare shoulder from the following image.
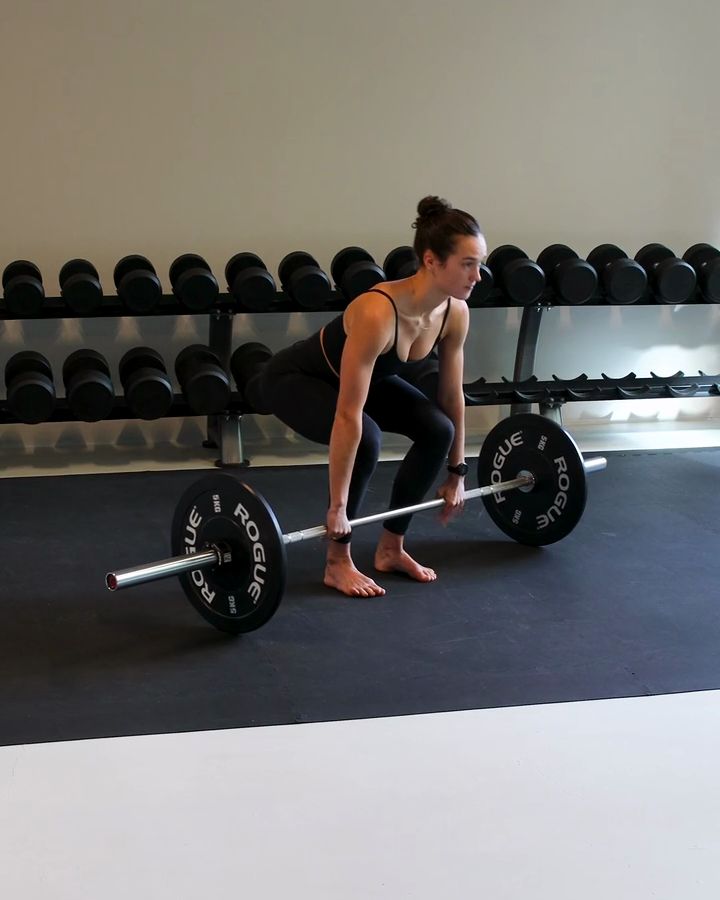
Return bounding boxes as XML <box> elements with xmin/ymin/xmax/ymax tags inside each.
<box><xmin>446</xmin><ymin>297</ymin><xmax>470</xmax><ymax>333</ymax></box>
<box><xmin>345</xmin><ymin>289</ymin><xmax>397</xmax><ymax>332</ymax></box>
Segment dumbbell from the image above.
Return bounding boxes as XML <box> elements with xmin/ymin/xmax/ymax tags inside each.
<box><xmin>225</xmin><ymin>253</ymin><xmax>277</xmax><ymax>311</ymax></box>
<box><xmin>278</xmin><ymin>252</ymin><xmax>332</xmax><ymax>309</ymax></box>
<box><xmin>113</xmin><ymin>255</ymin><xmax>163</xmax><ymax>313</ymax></box>
<box><xmin>175</xmin><ymin>345</ymin><xmax>231</xmax><ymax>415</ymax></box>
<box><xmin>635</xmin><ymin>244</ymin><xmax>696</xmax><ymax>304</ymax></box>
<box><xmin>331</xmin><ymin>247</ymin><xmax>385</xmax><ymax>303</ymax></box>
<box><xmin>169</xmin><ymin>254</ymin><xmax>219</xmax><ymax>311</ymax></box>
<box><xmin>683</xmin><ymin>244</ymin><xmax>720</xmax><ymax>303</ymax></box>
<box><xmin>467</xmin><ymin>267</ymin><xmax>495</xmax><ymax>307</ymax></box>
<box><xmin>383</xmin><ymin>246</ymin><xmax>419</xmax><ymax>281</ymax></box>
<box><xmin>59</xmin><ymin>259</ymin><xmax>103</xmax><ymax>315</ymax></box>
<box><xmin>119</xmin><ymin>347</ymin><xmax>174</xmax><ymax>420</ymax></box>
<box><xmin>4</xmin><ymin>351</ymin><xmax>56</xmax><ymax>424</ymax></box>
<box><xmin>62</xmin><ymin>349</ymin><xmax>115</xmax><ymax>422</ymax></box>
<box><xmin>230</xmin><ymin>341</ymin><xmax>274</xmax><ymax>414</ymax></box>
<box><xmin>2</xmin><ymin>261</ymin><xmax>45</xmax><ymax>316</ymax></box>
<box><xmin>486</xmin><ymin>246</ymin><xmax>545</xmax><ymax>306</ymax></box>
<box><xmin>586</xmin><ymin>245</ymin><xmax>647</xmax><ymax>305</ymax></box>
<box><xmin>536</xmin><ymin>245</ymin><xmax>598</xmax><ymax>305</ymax></box>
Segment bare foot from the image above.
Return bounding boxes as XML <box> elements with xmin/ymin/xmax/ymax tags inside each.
<box><xmin>374</xmin><ymin>546</ymin><xmax>437</xmax><ymax>582</ymax></box>
<box><xmin>324</xmin><ymin>557</ymin><xmax>386</xmax><ymax>597</ymax></box>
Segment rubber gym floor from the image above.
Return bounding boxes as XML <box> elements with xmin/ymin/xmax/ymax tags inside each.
<box><xmin>2</xmin><ymin>445</ymin><xmax>719</xmax><ymax>899</ymax></box>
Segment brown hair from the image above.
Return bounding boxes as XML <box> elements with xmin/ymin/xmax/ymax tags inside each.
<box><xmin>412</xmin><ymin>195</ymin><xmax>482</xmax><ymax>264</ymax></box>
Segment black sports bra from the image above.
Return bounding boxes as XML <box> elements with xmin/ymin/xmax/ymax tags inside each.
<box><xmin>320</xmin><ymin>289</ymin><xmax>451</xmax><ymax>381</ymax></box>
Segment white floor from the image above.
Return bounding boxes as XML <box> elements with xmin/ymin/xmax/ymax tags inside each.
<box><xmin>1</xmin><ymin>693</ymin><xmax>719</xmax><ymax>899</ymax></box>
<box><xmin>1</xmin><ymin>421</ymin><xmax>720</xmax><ymax>899</ymax></box>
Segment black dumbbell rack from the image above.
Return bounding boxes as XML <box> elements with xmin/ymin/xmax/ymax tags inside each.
<box><xmin>2</xmin><ymin>269</ymin><xmax>719</xmax><ymax>466</ymax></box>
<box><xmin>507</xmin><ymin>289</ymin><xmax>719</xmax><ymax>427</ymax></box>
<box><xmin>463</xmin><ymin>371</ymin><xmax>720</xmax><ymax>407</ymax></box>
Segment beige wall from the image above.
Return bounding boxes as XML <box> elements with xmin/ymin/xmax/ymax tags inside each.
<box><xmin>1</xmin><ymin>0</ymin><xmax>719</xmax><ymax>451</ymax></box>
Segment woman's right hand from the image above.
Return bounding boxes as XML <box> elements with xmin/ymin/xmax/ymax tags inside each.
<box><xmin>326</xmin><ymin>507</ymin><xmax>352</xmax><ymax>541</ymax></box>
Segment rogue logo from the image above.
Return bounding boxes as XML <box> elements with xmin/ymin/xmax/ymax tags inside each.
<box><xmin>233</xmin><ymin>502</ymin><xmax>267</xmax><ymax>604</ymax></box>
<box><xmin>536</xmin><ymin>456</ymin><xmax>570</xmax><ymax>529</ymax></box>
<box><xmin>184</xmin><ymin>505</ymin><xmax>216</xmax><ymax>605</ymax></box>
<box><xmin>490</xmin><ymin>431</ymin><xmax>523</xmax><ymax>504</ymax></box>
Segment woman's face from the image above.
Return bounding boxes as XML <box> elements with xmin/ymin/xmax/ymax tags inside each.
<box><xmin>426</xmin><ymin>234</ymin><xmax>487</xmax><ymax>299</ymax></box>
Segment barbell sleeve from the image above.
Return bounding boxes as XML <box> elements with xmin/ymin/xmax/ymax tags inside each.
<box><xmin>582</xmin><ymin>456</ymin><xmax>607</xmax><ymax>475</ymax></box>
<box><xmin>106</xmin><ymin>548</ymin><xmax>219</xmax><ymax>592</ymax></box>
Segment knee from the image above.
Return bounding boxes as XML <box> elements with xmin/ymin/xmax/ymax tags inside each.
<box><xmin>428</xmin><ymin>412</ymin><xmax>455</xmax><ymax>455</ymax></box>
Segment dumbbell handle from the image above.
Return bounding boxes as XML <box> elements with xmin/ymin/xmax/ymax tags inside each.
<box><xmin>106</xmin><ymin>457</ymin><xmax>606</xmax><ymax>592</ymax></box>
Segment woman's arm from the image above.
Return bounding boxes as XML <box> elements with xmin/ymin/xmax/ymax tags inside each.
<box><xmin>435</xmin><ymin>300</ymin><xmax>470</xmax><ymax>522</ymax></box>
<box><xmin>326</xmin><ymin>297</ymin><xmax>393</xmax><ymax>537</ymax></box>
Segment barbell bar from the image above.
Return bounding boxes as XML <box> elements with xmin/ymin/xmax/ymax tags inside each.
<box><xmin>107</xmin><ymin>472</ymin><xmax>538</xmax><ymax>592</ymax></box>
<box><xmin>104</xmin><ymin>414</ymin><xmax>607</xmax><ymax>634</ymax></box>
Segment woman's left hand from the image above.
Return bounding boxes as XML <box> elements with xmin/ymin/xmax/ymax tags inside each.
<box><xmin>436</xmin><ymin>477</ymin><xmax>465</xmax><ymax>526</ymax></box>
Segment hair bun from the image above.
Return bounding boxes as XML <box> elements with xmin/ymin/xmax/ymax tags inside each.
<box><xmin>414</xmin><ymin>195</ymin><xmax>451</xmax><ymax>228</ymax></box>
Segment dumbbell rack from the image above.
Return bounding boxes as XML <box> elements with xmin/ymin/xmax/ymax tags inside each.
<box><xmin>463</xmin><ymin>371</ymin><xmax>720</xmax><ymax>406</ymax></box>
<box><xmin>179</xmin><ymin>279</ymin><xmax>720</xmax><ymax>462</ymax></box>
<box><xmin>507</xmin><ymin>285</ymin><xmax>720</xmax><ymax>426</ymax></box>
<box><xmin>2</xmin><ymin>275</ymin><xmax>719</xmax><ymax>467</ymax></box>
<box><xmin>0</xmin><ymin>289</ymin><xmax>358</xmax><ymax>467</ymax></box>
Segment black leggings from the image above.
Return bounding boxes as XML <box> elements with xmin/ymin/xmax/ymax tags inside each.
<box><xmin>255</xmin><ymin>369</ymin><xmax>454</xmax><ymax>538</ymax></box>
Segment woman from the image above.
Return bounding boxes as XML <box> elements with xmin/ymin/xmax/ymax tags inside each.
<box><xmin>247</xmin><ymin>195</ymin><xmax>487</xmax><ymax>597</ymax></box>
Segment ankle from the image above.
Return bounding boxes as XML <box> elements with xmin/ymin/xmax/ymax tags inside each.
<box><xmin>376</xmin><ymin>530</ymin><xmax>404</xmax><ymax>555</ymax></box>
<box><xmin>326</xmin><ymin>544</ymin><xmax>352</xmax><ymax>565</ymax></box>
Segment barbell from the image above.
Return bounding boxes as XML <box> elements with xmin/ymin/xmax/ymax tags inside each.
<box><xmin>105</xmin><ymin>414</ymin><xmax>607</xmax><ymax>634</ymax></box>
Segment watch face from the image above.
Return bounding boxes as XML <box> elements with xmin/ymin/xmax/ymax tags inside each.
<box><xmin>449</xmin><ymin>463</ymin><xmax>468</xmax><ymax>476</ymax></box>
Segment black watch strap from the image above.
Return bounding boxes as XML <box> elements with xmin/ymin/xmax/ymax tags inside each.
<box><xmin>447</xmin><ymin>462</ymin><xmax>469</xmax><ymax>476</ymax></box>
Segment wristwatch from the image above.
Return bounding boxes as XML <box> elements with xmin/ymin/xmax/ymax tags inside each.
<box><xmin>447</xmin><ymin>461</ymin><xmax>469</xmax><ymax>476</ymax></box>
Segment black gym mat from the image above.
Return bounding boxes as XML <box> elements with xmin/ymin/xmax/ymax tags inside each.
<box><xmin>1</xmin><ymin>448</ymin><xmax>719</xmax><ymax>747</ymax></box>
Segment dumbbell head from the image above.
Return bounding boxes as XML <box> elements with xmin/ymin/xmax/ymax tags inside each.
<box><xmin>635</xmin><ymin>243</ymin><xmax>697</xmax><ymax>304</ymax></box>
<box><xmin>175</xmin><ymin>344</ymin><xmax>231</xmax><ymax>415</ymax></box>
<box><xmin>4</xmin><ymin>350</ymin><xmax>56</xmax><ymax>424</ymax></box>
<box><xmin>683</xmin><ymin>244</ymin><xmax>720</xmax><ymax>302</ymax></box>
<box><xmin>278</xmin><ymin>251</ymin><xmax>332</xmax><ymax>310</ymax></box>
<box><xmin>113</xmin><ymin>255</ymin><xmax>163</xmax><ymax>313</ymax></box>
<box><xmin>119</xmin><ymin>347</ymin><xmax>173</xmax><ymax>420</ymax></box>
<box><xmin>169</xmin><ymin>253</ymin><xmax>219</xmax><ymax>311</ymax></box>
<box><xmin>2</xmin><ymin>260</ymin><xmax>45</xmax><ymax>316</ymax></box>
<box><xmin>62</xmin><ymin>349</ymin><xmax>114</xmax><ymax>422</ymax></box>
<box><xmin>586</xmin><ymin>244</ymin><xmax>647</xmax><ymax>305</ymax></box>
<box><xmin>536</xmin><ymin>244</ymin><xmax>597</xmax><ymax>305</ymax></box>
<box><xmin>486</xmin><ymin>246</ymin><xmax>545</xmax><ymax>306</ymax></box>
<box><xmin>467</xmin><ymin>264</ymin><xmax>495</xmax><ymax>307</ymax></box>
<box><xmin>225</xmin><ymin>252</ymin><xmax>277</xmax><ymax>311</ymax></box>
<box><xmin>59</xmin><ymin>258</ymin><xmax>103</xmax><ymax>315</ymax></box>
<box><xmin>230</xmin><ymin>342</ymin><xmax>274</xmax><ymax>414</ymax></box>
<box><xmin>383</xmin><ymin>246</ymin><xmax>419</xmax><ymax>281</ymax></box>
<box><xmin>330</xmin><ymin>247</ymin><xmax>385</xmax><ymax>302</ymax></box>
